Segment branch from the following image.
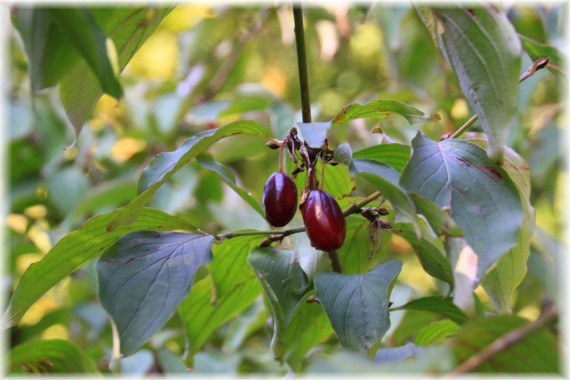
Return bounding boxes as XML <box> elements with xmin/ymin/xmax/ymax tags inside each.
<box><xmin>446</xmin><ymin>304</ymin><xmax>558</xmax><ymax>376</ymax></box>
<box><xmin>293</xmin><ymin>5</ymin><xmax>312</xmax><ymax>123</ymax></box>
<box><xmin>175</xmin><ymin>9</ymin><xmax>272</xmax><ymax>124</ymax></box>
<box><xmin>449</xmin><ymin>57</ymin><xmax>551</xmax><ymax>139</ymax></box>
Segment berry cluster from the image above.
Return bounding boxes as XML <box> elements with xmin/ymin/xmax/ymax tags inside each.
<box><xmin>262</xmin><ymin>130</ymin><xmax>346</xmax><ymax>251</ymax></box>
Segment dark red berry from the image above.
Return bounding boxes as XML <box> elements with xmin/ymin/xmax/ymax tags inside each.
<box><xmin>301</xmin><ymin>190</ymin><xmax>346</xmax><ymax>251</ymax></box>
<box><xmin>263</xmin><ymin>172</ymin><xmax>298</xmax><ymax>227</ymax></box>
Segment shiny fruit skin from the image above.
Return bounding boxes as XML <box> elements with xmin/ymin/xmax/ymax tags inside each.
<box><xmin>301</xmin><ymin>190</ymin><xmax>346</xmax><ymax>251</ymax></box>
<box><xmin>263</xmin><ymin>172</ymin><xmax>298</xmax><ymax>227</ymax></box>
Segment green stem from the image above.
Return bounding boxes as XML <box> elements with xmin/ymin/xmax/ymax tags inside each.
<box><xmin>293</xmin><ymin>5</ymin><xmax>312</xmax><ymax>123</ymax></box>
<box><xmin>449</xmin><ymin>114</ymin><xmax>478</xmax><ymax>139</ymax></box>
<box><xmin>449</xmin><ymin>57</ymin><xmax>551</xmax><ymax>139</ymax></box>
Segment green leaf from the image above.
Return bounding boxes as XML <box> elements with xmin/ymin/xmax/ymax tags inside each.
<box><xmin>296</xmin><ymin>122</ymin><xmax>332</xmax><ymax>148</ymax></box>
<box><xmin>5</xmin><ymin>208</ymin><xmax>195</xmax><ymax>326</ymax></box>
<box><xmin>179</xmin><ymin>234</ymin><xmax>263</xmax><ymax>358</ymax></box>
<box><xmin>96</xmin><ymin>232</ymin><xmax>213</xmax><ymax>355</ymax></box>
<box><xmin>519</xmin><ymin>35</ymin><xmax>565</xmax><ymax>76</ymax></box>
<box><xmin>508</xmin><ymin>7</ymin><xmax>547</xmax><ymax>43</ymax></box>
<box><xmin>464</xmin><ymin>133</ymin><xmax>534</xmax><ymax>313</ymax></box>
<box><xmin>429</xmin><ymin>6</ymin><xmax>522</xmax><ymax>161</ymax></box>
<box><xmin>400</xmin><ymin>133</ymin><xmax>524</xmax><ymax>277</ymax></box>
<box><xmin>391</xmin><ymin>296</ymin><xmax>468</xmax><ymax>325</ymax></box>
<box><xmin>321</xmin><ymin>161</ymin><xmax>354</xmax><ymax>198</ymax></box>
<box><xmin>451</xmin><ymin>315</ymin><xmax>559</xmax><ymax>372</ymax></box>
<box><xmin>314</xmin><ymin>260</ymin><xmax>402</xmax><ymax>353</ymax></box>
<box><xmin>60</xmin><ymin>7</ymin><xmax>170</xmax><ymax>139</ymax></box>
<box><xmin>9</xmin><ymin>339</ymin><xmax>99</xmax><ymax>374</ymax></box>
<box><xmin>156</xmin><ymin>347</ymin><xmax>189</xmax><ymax>374</ymax></box>
<box><xmin>248</xmin><ymin>248</ymin><xmax>311</xmax><ymax>361</ymax></box>
<box><xmin>332</xmin><ymin>99</ymin><xmax>439</xmax><ymax>127</ymax></box>
<box><xmin>391</xmin><ymin>310</ymin><xmax>439</xmax><ymax>347</ymax></box>
<box><xmin>352</xmin><ymin>143</ymin><xmax>411</xmax><ymax>172</ymax></box>
<box><xmin>414</xmin><ymin>320</ymin><xmax>460</xmax><ymax>346</ymax></box>
<box><xmin>409</xmin><ymin>193</ymin><xmax>463</xmax><ymax>237</ymax></box>
<box><xmin>351</xmin><ymin>158</ymin><xmax>421</xmax><ymax>237</ymax></box>
<box><xmin>107</xmin><ymin>121</ymin><xmax>268</xmax><ymax>231</ymax></box>
<box><xmin>11</xmin><ymin>9</ymin><xmax>81</xmax><ymax>92</ymax></box>
<box><xmin>333</xmin><ymin>142</ymin><xmax>353</xmax><ymax>166</ymax></box>
<box><xmin>248</xmin><ymin>249</ymin><xmax>311</xmax><ymax>326</ymax></box>
<box><xmin>47</xmin><ymin>8</ymin><xmax>122</xmax><ymax>99</ymax></box>
<box><xmin>196</xmin><ymin>152</ymin><xmax>264</xmax><ymax>217</ymax></box>
<box><xmin>284</xmin><ymin>301</ymin><xmax>334</xmax><ymax>372</ymax></box>
<box><xmin>289</xmin><ymin>233</ymin><xmax>331</xmax><ymax>282</ymax></box>
<box><xmin>64</xmin><ymin>178</ymin><xmax>137</xmax><ymax>227</ymax></box>
<box><xmin>392</xmin><ymin>221</ymin><xmax>455</xmax><ymax>290</ymax></box>
<box><xmin>46</xmin><ymin>166</ymin><xmax>90</xmax><ymax>216</ymax></box>
<box><xmin>337</xmin><ymin>216</ymin><xmax>378</xmax><ymax>275</ymax></box>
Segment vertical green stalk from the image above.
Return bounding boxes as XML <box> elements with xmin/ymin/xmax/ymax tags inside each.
<box><xmin>293</xmin><ymin>5</ymin><xmax>343</xmax><ymax>273</ymax></box>
<box><xmin>293</xmin><ymin>5</ymin><xmax>312</xmax><ymax>123</ymax></box>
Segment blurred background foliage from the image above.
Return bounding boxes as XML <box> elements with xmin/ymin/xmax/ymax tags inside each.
<box><xmin>6</xmin><ymin>3</ymin><xmax>566</xmax><ymax>374</ymax></box>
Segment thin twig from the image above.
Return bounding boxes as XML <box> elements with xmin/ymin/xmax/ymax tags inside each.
<box><xmin>196</xmin><ymin>9</ymin><xmax>272</xmax><ymax>103</ymax></box>
<box><xmin>446</xmin><ymin>304</ymin><xmax>558</xmax><ymax>376</ymax></box>
<box><xmin>448</xmin><ymin>114</ymin><xmax>478</xmax><ymax>140</ymax></box>
<box><xmin>448</xmin><ymin>57</ymin><xmax>551</xmax><ymax>139</ymax></box>
<box><xmin>293</xmin><ymin>5</ymin><xmax>312</xmax><ymax>123</ymax></box>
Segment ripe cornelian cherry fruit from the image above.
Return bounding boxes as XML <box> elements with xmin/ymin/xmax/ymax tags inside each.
<box><xmin>301</xmin><ymin>189</ymin><xmax>346</xmax><ymax>251</ymax></box>
<box><xmin>263</xmin><ymin>172</ymin><xmax>298</xmax><ymax>227</ymax></box>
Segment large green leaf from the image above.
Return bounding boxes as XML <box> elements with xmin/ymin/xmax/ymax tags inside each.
<box><xmin>408</xmin><ymin>193</ymin><xmax>463</xmax><ymax>237</ymax></box>
<box><xmin>107</xmin><ymin>121</ymin><xmax>269</xmax><ymax>230</ymax></box>
<box><xmin>391</xmin><ymin>296</ymin><xmax>468</xmax><ymax>325</ymax></box>
<box><xmin>337</xmin><ymin>216</ymin><xmax>378</xmax><ymax>275</ymax></box>
<box><xmin>283</xmin><ymin>302</ymin><xmax>334</xmax><ymax>372</ymax></box>
<box><xmin>47</xmin><ymin>8</ymin><xmax>122</xmax><ymax>99</ymax></box>
<box><xmin>392</xmin><ymin>221</ymin><xmax>454</xmax><ymax>290</ymax></box>
<box><xmin>96</xmin><ymin>232</ymin><xmax>213</xmax><ymax>355</ymax></box>
<box><xmin>351</xmin><ymin>158</ymin><xmax>421</xmax><ymax>237</ymax></box>
<box><xmin>464</xmin><ymin>133</ymin><xmax>534</xmax><ymax>313</ymax></box>
<box><xmin>321</xmin><ymin>162</ymin><xmax>355</xmax><ymax>198</ymax></box>
<box><xmin>451</xmin><ymin>315</ymin><xmax>559</xmax><ymax>372</ymax></box>
<box><xmin>248</xmin><ymin>249</ymin><xmax>311</xmax><ymax>326</ymax></box>
<box><xmin>352</xmin><ymin>143</ymin><xmax>411</xmax><ymax>173</ymax></box>
<box><xmin>178</xmin><ymin>234</ymin><xmax>263</xmax><ymax>359</ymax></box>
<box><xmin>314</xmin><ymin>260</ymin><xmax>402</xmax><ymax>354</ymax></box>
<box><xmin>400</xmin><ymin>133</ymin><xmax>524</xmax><ymax>277</ymax></box>
<box><xmin>248</xmin><ymin>249</ymin><xmax>311</xmax><ymax>361</ymax></box>
<box><xmin>196</xmin><ymin>152</ymin><xmax>264</xmax><ymax>217</ymax></box>
<box><xmin>5</xmin><ymin>208</ymin><xmax>195</xmax><ymax>326</ymax></box>
<box><xmin>428</xmin><ymin>6</ymin><xmax>521</xmax><ymax>161</ymax></box>
<box><xmin>414</xmin><ymin>320</ymin><xmax>460</xmax><ymax>346</ymax></box>
<box><xmin>60</xmin><ymin>7</ymin><xmax>170</xmax><ymax>138</ymax></box>
<box><xmin>332</xmin><ymin>99</ymin><xmax>439</xmax><ymax>127</ymax></box>
<box><xmin>11</xmin><ymin>8</ymin><xmax>81</xmax><ymax>92</ymax></box>
<box><xmin>9</xmin><ymin>339</ymin><xmax>99</xmax><ymax>374</ymax></box>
